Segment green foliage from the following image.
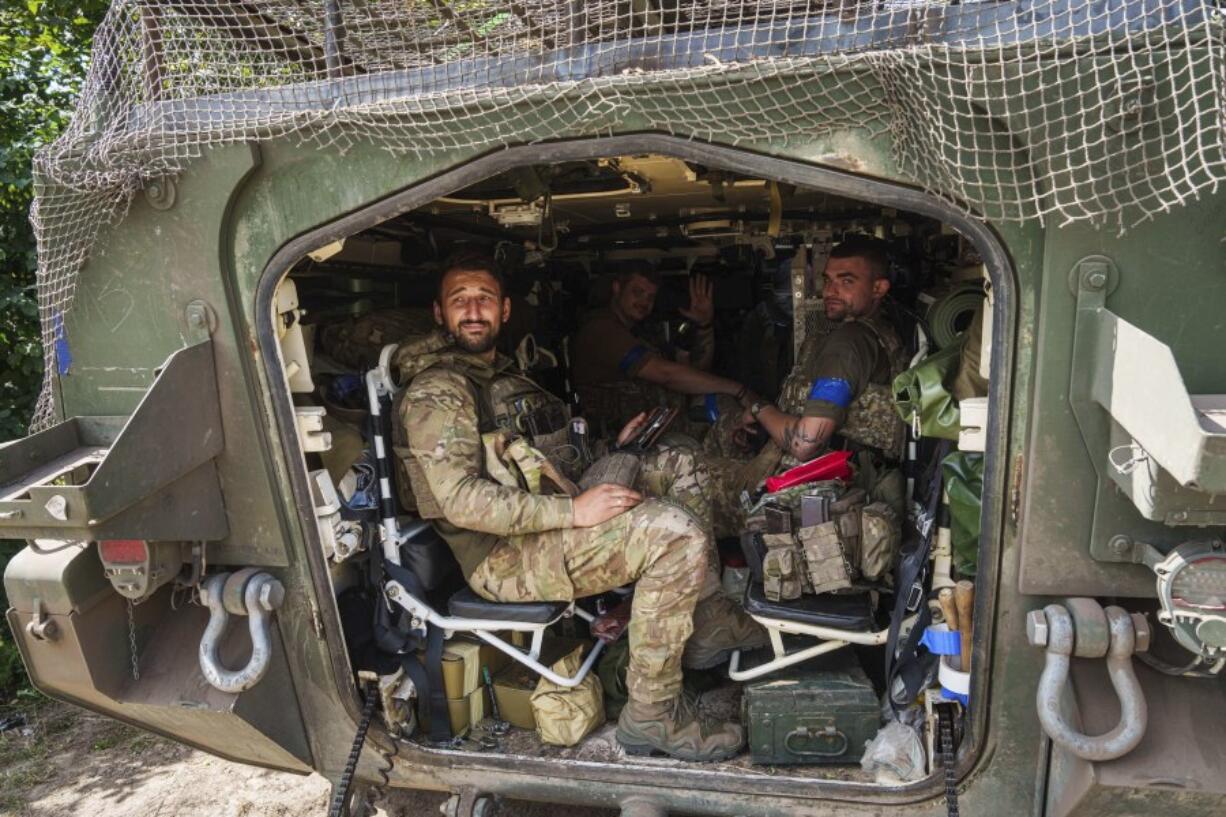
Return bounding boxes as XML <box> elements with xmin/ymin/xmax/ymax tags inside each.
<box><xmin>0</xmin><ymin>1</ymin><xmax>107</xmax><ymax>700</ymax></box>
<box><xmin>0</xmin><ymin>1</ymin><xmax>108</xmax><ymax>442</ymax></box>
<box><xmin>1</xmin><ymin>541</ymin><xmax>30</xmax><ymax>700</ymax></box>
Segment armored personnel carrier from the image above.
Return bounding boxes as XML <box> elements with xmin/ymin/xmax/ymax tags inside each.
<box><xmin>3</xmin><ymin>2</ymin><xmax>1225</xmax><ymax>816</ymax></box>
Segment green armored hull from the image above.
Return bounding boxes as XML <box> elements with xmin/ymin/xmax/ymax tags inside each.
<box><xmin>3</xmin><ymin>2</ymin><xmax>1226</xmax><ymax>816</ymax></box>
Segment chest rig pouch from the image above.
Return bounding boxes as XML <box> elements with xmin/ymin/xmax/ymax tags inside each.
<box><xmin>485</xmin><ymin>373</ymin><xmax>584</xmax><ymax>481</ymax></box>
<box><xmin>745</xmin><ymin>481</ymin><xmax>901</xmax><ymax>603</ymax></box>
<box><xmin>394</xmin><ymin>348</ymin><xmax>581</xmax><ymax>518</ymax></box>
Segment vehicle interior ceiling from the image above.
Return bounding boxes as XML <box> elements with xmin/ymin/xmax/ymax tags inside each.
<box><xmin>277</xmin><ymin>153</ymin><xmax>989</xmax><ymax>779</ymax></box>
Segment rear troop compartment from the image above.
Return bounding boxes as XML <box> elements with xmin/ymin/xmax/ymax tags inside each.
<box><xmin>264</xmin><ymin>149</ymin><xmax>1001</xmax><ymax>785</ymax></box>
<box><xmin>3</xmin><ymin>137</ymin><xmax>1018</xmax><ymax>811</ymax></box>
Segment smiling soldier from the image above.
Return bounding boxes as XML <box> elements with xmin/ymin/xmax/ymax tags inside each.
<box><xmin>394</xmin><ymin>251</ymin><xmax>764</xmax><ymax>762</ymax></box>
<box><xmin>571</xmin><ymin>261</ymin><xmax>753</xmax><ymax>439</ymax></box>
<box><xmin>705</xmin><ymin>235</ymin><xmax>909</xmax><ymax>535</ymax></box>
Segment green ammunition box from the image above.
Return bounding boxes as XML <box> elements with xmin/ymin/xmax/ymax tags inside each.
<box><xmin>742</xmin><ymin>663</ymin><xmax>880</xmax><ymax>765</ymax></box>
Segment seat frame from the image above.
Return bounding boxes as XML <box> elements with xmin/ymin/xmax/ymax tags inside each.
<box><xmin>383</xmin><ymin>576</ymin><xmax>604</xmax><ymax>687</ymax></box>
<box><xmin>728</xmin><ymin>605</ymin><xmax>916</xmax><ymax>682</ymax></box>
<box><xmin>366</xmin><ymin>344</ymin><xmax>604</xmax><ymax>689</ymax></box>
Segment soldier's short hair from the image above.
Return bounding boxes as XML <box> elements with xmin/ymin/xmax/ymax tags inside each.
<box><xmin>829</xmin><ymin>235</ymin><xmax>892</xmax><ymax>282</ymax></box>
<box><xmin>611</xmin><ymin>260</ymin><xmax>661</xmax><ymax>288</ymax></box>
<box><xmin>437</xmin><ymin>249</ymin><xmax>505</xmax><ymax>299</ymax></box>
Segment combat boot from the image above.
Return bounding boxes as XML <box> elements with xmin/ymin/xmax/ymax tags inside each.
<box><xmin>616</xmin><ymin>692</ymin><xmax>745</xmax><ymax>762</ymax></box>
<box><xmin>682</xmin><ymin>592</ymin><xmax>769</xmax><ymax>669</ymax></box>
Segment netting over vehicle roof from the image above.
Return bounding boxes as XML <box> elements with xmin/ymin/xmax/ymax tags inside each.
<box><xmin>28</xmin><ymin>0</ymin><xmax>1226</xmax><ymax>428</ymax></box>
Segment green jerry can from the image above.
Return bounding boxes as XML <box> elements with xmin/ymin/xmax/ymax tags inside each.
<box><xmin>742</xmin><ymin>662</ymin><xmax>880</xmax><ymax>765</ymax></box>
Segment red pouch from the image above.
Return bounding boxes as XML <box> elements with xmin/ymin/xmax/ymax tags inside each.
<box><xmin>764</xmin><ymin>449</ymin><xmax>853</xmax><ymax>493</ymax></box>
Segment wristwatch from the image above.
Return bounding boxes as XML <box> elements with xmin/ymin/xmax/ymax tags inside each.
<box><xmin>749</xmin><ymin>400</ymin><xmax>767</xmax><ymax>419</ymax></box>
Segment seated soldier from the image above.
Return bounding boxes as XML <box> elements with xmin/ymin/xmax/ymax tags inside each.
<box><xmin>705</xmin><ymin>236</ymin><xmax>908</xmax><ymax>536</ymax></box>
<box><xmin>571</xmin><ymin>261</ymin><xmax>753</xmax><ymax>439</ymax></box>
<box><xmin>397</xmin><ymin>251</ymin><xmax>763</xmax><ymax>762</ymax></box>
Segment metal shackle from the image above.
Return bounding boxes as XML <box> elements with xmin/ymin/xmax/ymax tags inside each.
<box><xmin>1030</xmin><ymin>602</ymin><xmax>1148</xmax><ymax>761</ymax></box>
<box><xmin>198</xmin><ymin>570</ymin><xmax>285</xmax><ymax>693</ymax></box>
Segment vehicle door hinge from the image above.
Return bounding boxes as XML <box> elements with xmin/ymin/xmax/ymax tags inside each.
<box><xmin>1009</xmin><ymin>453</ymin><xmax>1024</xmax><ymax>526</ymax></box>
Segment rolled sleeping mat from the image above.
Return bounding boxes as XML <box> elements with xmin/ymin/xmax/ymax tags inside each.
<box><xmin>921</xmin><ymin>281</ymin><xmax>985</xmax><ymax>349</ymax></box>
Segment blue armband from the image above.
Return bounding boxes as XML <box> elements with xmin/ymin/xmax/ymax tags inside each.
<box><xmin>704</xmin><ymin>393</ymin><xmax>720</xmax><ymax>423</ymax></box>
<box><xmin>808</xmin><ymin>377</ymin><xmax>853</xmax><ymax>407</ymax></box>
<box><xmin>618</xmin><ymin>344</ymin><xmax>650</xmax><ymax>374</ymax></box>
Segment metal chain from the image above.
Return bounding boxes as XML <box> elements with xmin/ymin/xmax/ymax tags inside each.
<box><xmin>328</xmin><ymin>678</ymin><xmax>379</xmax><ymax>817</ymax></box>
<box><xmin>936</xmin><ymin>703</ymin><xmax>959</xmax><ymax>817</ymax></box>
<box><xmin>370</xmin><ymin>729</ymin><xmax>397</xmax><ymax>811</ymax></box>
<box><xmin>126</xmin><ymin>599</ymin><xmax>141</xmax><ymax>681</ymax></box>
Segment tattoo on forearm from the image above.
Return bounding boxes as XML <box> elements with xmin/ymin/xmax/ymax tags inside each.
<box><xmin>782</xmin><ymin>419</ymin><xmax>819</xmax><ymax>455</ymax></box>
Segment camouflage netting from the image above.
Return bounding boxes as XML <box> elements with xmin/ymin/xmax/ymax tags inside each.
<box><xmin>29</xmin><ymin>0</ymin><xmax>1226</xmax><ymax>428</ymax></box>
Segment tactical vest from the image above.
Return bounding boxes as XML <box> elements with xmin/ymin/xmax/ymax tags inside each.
<box><xmin>484</xmin><ymin>371</ymin><xmax>583</xmax><ymax>483</ymax></box>
<box><xmin>391</xmin><ymin>335</ymin><xmax>577</xmax><ymax>518</ymax></box>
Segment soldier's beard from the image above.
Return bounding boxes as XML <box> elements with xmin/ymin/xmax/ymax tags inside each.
<box><xmin>824</xmin><ymin>298</ymin><xmax>875</xmax><ymax>322</ymax></box>
<box><xmin>453</xmin><ymin>321</ymin><xmax>498</xmax><ymax>354</ymax></box>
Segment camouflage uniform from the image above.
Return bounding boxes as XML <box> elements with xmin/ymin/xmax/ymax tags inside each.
<box><xmin>319</xmin><ymin>307</ymin><xmax>437</xmax><ymax>370</ymax></box>
<box><xmin>703</xmin><ymin>311</ymin><xmax>908</xmax><ymax>537</ymax></box>
<box><xmin>399</xmin><ymin>335</ymin><xmax>725</xmax><ymax>703</ymax></box>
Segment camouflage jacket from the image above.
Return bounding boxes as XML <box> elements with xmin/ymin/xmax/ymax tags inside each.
<box><xmin>395</xmin><ymin>332</ymin><xmax>575</xmax><ymax>579</ymax></box>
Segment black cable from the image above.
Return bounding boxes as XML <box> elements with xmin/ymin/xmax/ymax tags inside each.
<box><xmin>328</xmin><ymin>679</ymin><xmax>378</xmax><ymax>817</ymax></box>
<box><xmin>1135</xmin><ymin>649</ymin><xmax>1221</xmax><ymax>678</ymax></box>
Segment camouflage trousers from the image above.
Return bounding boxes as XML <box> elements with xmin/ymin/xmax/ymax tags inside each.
<box><xmin>702</xmin><ymin>404</ymin><xmax>752</xmax><ymax>461</ymax></box>
<box><xmin>703</xmin><ymin>457</ymin><xmax>748</xmax><ymax>541</ymax></box>
<box><xmin>468</xmin><ymin>446</ymin><xmax>720</xmax><ymax>702</ymax></box>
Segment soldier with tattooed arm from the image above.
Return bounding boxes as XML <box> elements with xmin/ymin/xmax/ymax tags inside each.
<box><xmin>704</xmin><ymin>236</ymin><xmax>909</xmax><ymax>536</ymax></box>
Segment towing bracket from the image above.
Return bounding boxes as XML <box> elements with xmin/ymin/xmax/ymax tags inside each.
<box><xmin>0</xmin><ymin>340</ymin><xmax>228</xmax><ymax>541</ymax></box>
<box><xmin>1068</xmin><ymin>256</ymin><xmax>1226</xmax><ymax>535</ymax></box>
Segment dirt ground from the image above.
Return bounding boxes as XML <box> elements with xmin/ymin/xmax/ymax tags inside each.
<box><xmin>0</xmin><ymin>698</ymin><xmax>613</xmax><ymax>817</ymax></box>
